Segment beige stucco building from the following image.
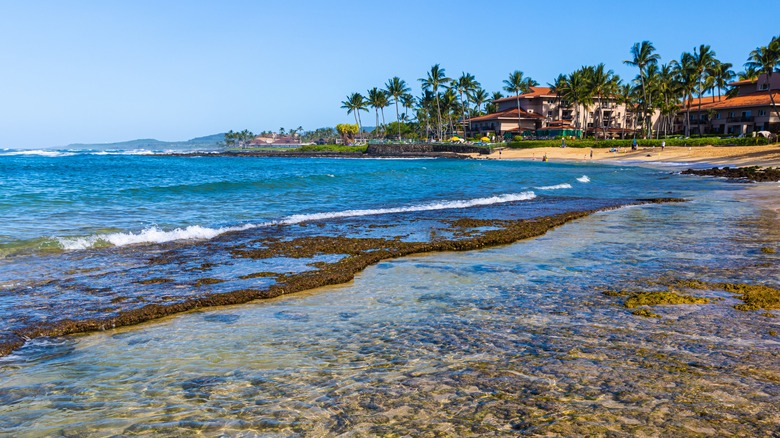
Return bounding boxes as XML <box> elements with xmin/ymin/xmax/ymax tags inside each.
<box><xmin>467</xmin><ymin>87</ymin><xmax>644</xmax><ymax>139</ymax></box>
<box><xmin>679</xmin><ymin>73</ymin><xmax>780</xmax><ymax>136</ymax></box>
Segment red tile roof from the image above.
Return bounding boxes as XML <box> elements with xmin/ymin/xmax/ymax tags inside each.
<box><xmin>728</xmin><ymin>79</ymin><xmax>757</xmax><ymax>86</ymax></box>
<box><xmin>467</xmin><ymin>107</ymin><xmax>546</xmax><ymax>122</ymax></box>
<box><xmin>682</xmin><ymin>95</ymin><xmax>727</xmax><ymax>108</ymax></box>
<box><xmin>686</xmin><ymin>91</ymin><xmax>780</xmax><ymax>111</ymax></box>
<box><xmin>493</xmin><ymin>87</ymin><xmax>555</xmax><ymax>103</ymax></box>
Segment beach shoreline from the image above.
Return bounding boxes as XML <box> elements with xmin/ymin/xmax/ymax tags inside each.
<box><xmin>477</xmin><ymin>144</ymin><xmax>780</xmax><ymax>167</ymax></box>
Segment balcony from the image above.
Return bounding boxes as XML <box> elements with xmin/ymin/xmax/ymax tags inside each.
<box><xmin>727</xmin><ymin>116</ymin><xmax>754</xmax><ymax>123</ymax></box>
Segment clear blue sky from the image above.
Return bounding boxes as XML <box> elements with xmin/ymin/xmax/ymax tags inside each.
<box><xmin>1</xmin><ymin>0</ymin><xmax>777</xmax><ymax>148</ymax></box>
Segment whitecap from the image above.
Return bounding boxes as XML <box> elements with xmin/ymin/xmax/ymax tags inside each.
<box><xmin>577</xmin><ymin>175</ymin><xmax>591</xmax><ymax>183</ymax></box>
<box><xmin>55</xmin><ymin>192</ymin><xmax>537</xmax><ymax>249</ymax></box>
<box><xmin>535</xmin><ymin>183</ymin><xmax>572</xmax><ymax>190</ymax></box>
<box><xmin>0</xmin><ymin>149</ymin><xmax>76</xmax><ymax>157</ymax></box>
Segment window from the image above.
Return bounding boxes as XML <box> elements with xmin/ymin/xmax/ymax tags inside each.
<box><xmin>759</xmin><ymin>110</ymin><xmax>767</xmax><ymax>116</ymax></box>
<box><xmin>547</xmin><ymin>111</ymin><xmax>553</xmax><ymax>118</ymax></box>
<box><xmin>760</xmin><ymin>83</ymin><xmax>769</xmax><ymax>90</ymax></box>
<box><xmin>589</xmin><ymin>112</ymin><xmax>594</xmax><ymax>118</ymax></box>
<box><xmin>715</xmin><ymin>112</ymin><xmax>720</xmax><ymax>119</ymax></box>
<box><xmin>728</xmin><ymin>111</ymin><xmax>735</xmax><ymax>118</ymax></box>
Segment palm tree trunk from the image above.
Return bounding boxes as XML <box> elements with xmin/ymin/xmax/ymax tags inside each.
<box><xmin>622</xmin><ymin>110</ymin><xmax>627</xmax><ymax>139</ymax></box>
<box><xmin>516</xmin><ymin>96</ymin><xmax>522</xmax><ymax>140</ymax></box>
<box><xmin>697</xmin><ymin>78</ymin><xmax>703</xmax><ymax>137</ymax></box>
<box><xmin>435</xmin><ymin>94</ymin><xmax>442</xmax><ymax>141</ymax></box>
<box><xmin>395</xmin><ymin>100</ymin><xmax>401</xmax><ymax>140</ymax></box>
<box><xmin>640</xmin><ymin>72</ymin><xmax>648</xmax><ymax>139</ymax></box>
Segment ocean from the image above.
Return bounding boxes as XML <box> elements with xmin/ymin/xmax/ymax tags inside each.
<box><xmin>0</xmin><ymin>149</ymin><xmax>778</xmax><ymax>435</ymax></box>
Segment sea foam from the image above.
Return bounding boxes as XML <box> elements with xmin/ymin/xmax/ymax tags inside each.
<box><xmin>0</xmin><ymin>149</ymin><xmax>76</xmax><ymax>157</ymax></box>
<box><xmin>535</xmin><ymin>183</ymin><xmax>572</xmax><ymax>190</ymax></box>
<box><xmin>577</xmin><ymin>175</ymin><xmax>591</xmax><ymax>183</ymax></box>
<box><xmin>56</xmin><ymin>191</ymin><xmax>537</xmax><ymax>250</ymax></box>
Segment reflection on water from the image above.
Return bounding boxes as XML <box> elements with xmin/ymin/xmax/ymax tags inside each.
<box><xmin>0</xmin><ymin>189</ymin><xmax>778</xmax><ymax>436</ymax></box>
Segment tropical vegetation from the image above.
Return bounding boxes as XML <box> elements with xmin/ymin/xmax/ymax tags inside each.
<box><xmin>333</xmin><ymin>34</ymin><xmax>779</xmax><ymax>142</ymax></box>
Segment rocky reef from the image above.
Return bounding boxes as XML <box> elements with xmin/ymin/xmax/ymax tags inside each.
<box><xmin>681</xmin><ymin>166</ymin><xmax>780</xmax><ymax>182</ymax></box>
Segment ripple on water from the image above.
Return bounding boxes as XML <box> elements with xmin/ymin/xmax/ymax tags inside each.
<box><xmin>0</xmin><ymin>188</ymin><xmax>778</xmax><ymax>435</ymax></box>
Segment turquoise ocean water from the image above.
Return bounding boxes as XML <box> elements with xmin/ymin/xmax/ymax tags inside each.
<box><xmin>0</xmin><ymin>149</ymin><xmax>778</xmax><ymax>435</ymax></box>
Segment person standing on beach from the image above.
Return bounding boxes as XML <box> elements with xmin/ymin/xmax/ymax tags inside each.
<box><xmin>661</xmin><ymin>140</ymin><xmax>665</xmax><ymax>151</ymax></box>
<box><xmin>590</xmin><ymin>149</ymin><xmax>593</xmax><ymax>159</ymax></box>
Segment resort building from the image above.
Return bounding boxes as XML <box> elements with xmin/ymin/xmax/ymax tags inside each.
<box><xmin>466</xmin><ymin>87</ymin><xmax>644</xmax><ymax>139</ymax></box>
<box><xmin>677</xmin><ymin>73</ymin><xmax>780</xmax><ymax>136</ymax></box>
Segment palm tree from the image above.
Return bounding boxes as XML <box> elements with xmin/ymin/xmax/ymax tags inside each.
<box><xmin>673</xmin><ymin>53</ymin><xmax>698</xmax><ymax>137</ymax></box>
<box><xmin>401</xmin><ymin>93</ymin><xmax>415</xmax><ymax>121</ymax></box>
<box><xmin>692</xmin><ymin>44</ymin><xmax>716</xmax><ymax>136</ymax></box>
<box><xmin>560</xmin><ymin>69</ymin><xmax>590</xmax><ymax>137</ymax></box>
<box><xmin>709</xmin><ymin>60</ymin><xmax>734</xmax><ymax>102</ymax></box>
<box><xmin>385</xmin><ymin>77</ymin><xmax>411</xmax><ymax>140</ymax></box>
<box><xmin>745</xmin><ymin>35</ymin><xmax>780</xmax><ymax>127</ymax></box>
<box><xmin>644</xmin><ymin>63</ymin><xmax>663</xmax><ymax>138</ymax></box>
<box><xmin>417</xmin><ymin>90</ymin><xmax>436</xmax><ymax>140</ymax></box>
<box><xmin>485</xmin><ymin>91</ymin><xmax>503</xmax><ymax>114</ymax></box>
<box><xmin>471</xmin><ymin>88</ymin><xmax>489</xmax><ymax>115</ymax></box>
<box><xmin>737</xmin><ymin>65</ymin><xmax>760</xmax><ymax>81</ymax></box>
<box><xmin>503</xmin><ymin>70</ymin><xmax>537</xmax><ymax>137</ymax></box>
<box><xmin>456</xmin><ymin>72</ymin><xmax>479</xmax><ymax>136</ymax></box>
<box><xmin>419</xmin><ymin>64</ymin><xmax>451</xmax><ymax>141</ymax></box>
<box><xmin>548</xmin><ymin>74</ymin><xmax>568</xmax><ymax>121</ymax></box>
<box><xmin>655</xmin><ymin>62</ymin><xmax>680</xmax><ymax>136</ymax></box>
<box><xmin>340</xmin><ymin>92</ymin><xmax>368</xmax><ymax>137</ymax></box>
<box><xmin>624</xmin><ymin>41</ymin><xmax>661</xmax><ymax>138</ymax></box>
<box><xmin>617</xmin><ymin>82</ymin><xmax>633</xmax><ymax>139</ymax></box>
<box><xmin>441</xmin><ymin>87</ymin><xmax>459</xmax><ymax>136</ymax></box>
<box><xmin>588</xmin><ymin>63</ymin><xmax>618</xmax><ymax>138</ymax></box>
<box><xmin>367</xmin><ymin>87</ymin><xmax>388</xmax><ymax>138</ymax></box>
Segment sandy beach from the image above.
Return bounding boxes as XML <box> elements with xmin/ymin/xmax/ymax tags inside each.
<box><xmin>484</xmin><ymin>144</ymin><xmax>780</xmax><ymax>167</ymax></box>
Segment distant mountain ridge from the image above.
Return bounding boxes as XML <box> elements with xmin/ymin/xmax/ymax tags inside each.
<box><xmin>63</xmin><ymin>133</ymin><xmax>226</xmax><ymax>150</ymax></box>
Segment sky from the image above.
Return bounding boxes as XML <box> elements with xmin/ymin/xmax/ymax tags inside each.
<box><xmin>1</xmin><ymin>0</ymin><xmax>778</xmax><ymax>149</ymax></box>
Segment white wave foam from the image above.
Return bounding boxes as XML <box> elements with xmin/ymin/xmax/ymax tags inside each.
<box><xmin>1</xmin><ymin>149</ymin><xmax>76</xmax><ymax>157</ymax></box>
<box><xmin>577</xmin><ymin>175</ymin><xmax>591</xmax><ymax>183</ymax></box>
<box><xmin>57</xmin><ymin>224</ymin><xmax>257</xmax><ymax>250</ymax></box>
<box><xmin>90</xmin><ymin>149</ymin><xmax>158</xmax><ymax>156</ymax></box>
<box><xmin>56</xmin><ymin>192</ymin><xmax>536</xmax><ymax>250</ymax></box>
<box><xmin>280</xmin><ymin>192</ymin><xmax>536</xmax><ymax>225</ymax></box>
<box><xmin>536</xmin><ymin>183</ymin><xmax>572</xmax><ymax>190</ymax></box>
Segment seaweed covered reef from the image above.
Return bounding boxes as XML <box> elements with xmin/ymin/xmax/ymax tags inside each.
<box><xmin>603</xmin><ymin>278</ymin><xmax>780</xmax><ymax>319</ymax></box>
<box><xmin>0</xmin><ymin>198</ymin><xmax>683</xmax><ymax>357</ymax></box>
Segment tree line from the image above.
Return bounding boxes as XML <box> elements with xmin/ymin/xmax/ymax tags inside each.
<box><xmin>341</xmin><ymin>35</ymin><xmax>780</xmax><ymax>141</ymax></box>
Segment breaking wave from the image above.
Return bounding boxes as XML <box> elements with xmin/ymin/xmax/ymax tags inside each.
<box><xmin>56</xmin><ymin>192</ymin><xmax>537</xmax><ymax>250</ymax></box>
<box><xmin>577</xmin><ymin>175</ymin><xmax>591</xmax><ymax>183</ymax></box>
<box><xmin>536</xmin><ymin>183</ymin><xmax>572</xmax><ymax>190</ymax></box>
<box><xmin>0</xmin><ymin>149</ymin><xmax>77</xmax><ymax>157</ymax></box>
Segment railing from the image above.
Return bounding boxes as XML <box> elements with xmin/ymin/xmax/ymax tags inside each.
<box><xmin>726</xmin><ymin>116</ymin><xmax>754</xmax><ymax>122</ymax></box>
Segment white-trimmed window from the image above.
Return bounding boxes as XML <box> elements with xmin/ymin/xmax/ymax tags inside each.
<box><xmin>759</xmin><ymin>109</ymin><xmax>767</xmax><ymax>116</ymax></box>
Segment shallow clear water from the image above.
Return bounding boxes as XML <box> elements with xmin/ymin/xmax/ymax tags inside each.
<box><xmin>0</xmin><ymin>152</ymin><xmax>778</xmax><ymax>436</ymax></box>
